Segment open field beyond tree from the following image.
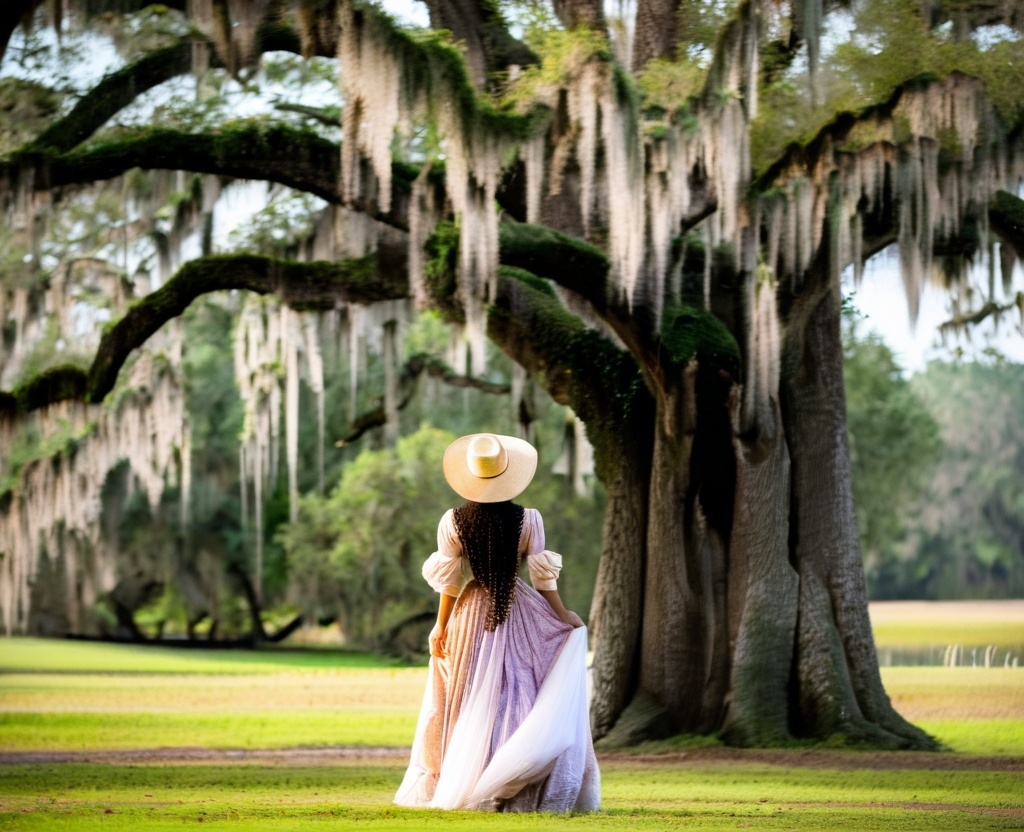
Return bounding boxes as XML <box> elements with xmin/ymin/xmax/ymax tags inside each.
<box><xmin>1</xmin><ymin>602</ymin><xmax>1023</xmax><ymax>829</ymax></box>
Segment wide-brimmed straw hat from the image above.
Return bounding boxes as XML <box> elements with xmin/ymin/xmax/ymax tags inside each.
<box><xmin>443</xmin><ymin>433</ymin><xmax>538</xmax><ymax>503</ymax></box>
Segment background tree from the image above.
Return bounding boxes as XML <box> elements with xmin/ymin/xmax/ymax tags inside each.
<box><xmin>1</xmin><ymin>0</ymin><xmax>1023</xmax><ymax>751</ymax></box>
<box><xmin>842</xmin><ymin>301</ymin><xmax>942</xmax><ymax>598</ymax></box>
<box><xmin>901</xmin><ymin>360</ymin><xmax>1024</xmax><ymax>598</ymax></box>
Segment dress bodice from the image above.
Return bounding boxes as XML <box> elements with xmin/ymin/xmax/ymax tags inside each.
<box><xmin>422</xmin><ymin>507</ymin><xmax>563</xmax><ymax>596</ymax></box>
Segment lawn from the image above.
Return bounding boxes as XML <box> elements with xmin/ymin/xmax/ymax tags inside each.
<box><xmin>1</xmin><ymin>602</ymin><xmax>1023</xmax><ymax>830</ymax></box>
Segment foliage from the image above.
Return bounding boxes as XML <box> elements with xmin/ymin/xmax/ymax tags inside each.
<box><xmin>902</xmin><ymin>361</ymin><xmax>1024</xmax><ymax>598</ymax></box>
<box><xmin>751</xmin><ymin>0</ymin><xmax>1024</xmax><ymax>174</ymax></box>
<box><xmin>842</xmin><ymin>302</ymin><xmax>941</xmax><ymax>598</ymax></box>
<box><xmin>637</xmin><ymin>57</ymin><xmax>707</xmax><ymax>117</ymax></box>
<box><xmin>278</xmin><ymin>425</ymin><xmax>458</xmax><ymax>646</ymax></box>
<box><xmin>226</xmin><ymin>190</ymin><xmax>325</xmax><ymax>256</ymax></box>
<box><xmin>0</xmin><ymin>417</ymin><xmax>95</xmax><ymax>494</ymax></box>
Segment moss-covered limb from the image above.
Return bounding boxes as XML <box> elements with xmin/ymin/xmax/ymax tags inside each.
<box><xmin>0</xmin><ymin>365</ymin><xmax>90</xmax><ymax>416</ymax></box>
<box><xmin>487</xmin><ymin>270</ymin><xmax>581</xmax><ymax>406</ymax></box>
<box><xmin>86</xmin><ymin>252</ymin><xmax>405</xmax><ymax>403</ymax></box>
<box><xmin>32</xmin><ymin>25</ymin><xmax>308</xmax><ymax>155</ymax></box>
<box><xmin>660</xmin><ymin>303</ymin><xmax>740</xmax><ymax>375</ymax></box>
<box><xmin>991</xmin><ymin>189</ymin><xmax>1024</xmax><ymax>259</ymax></box>
<box><xmin>751</xmin><ymin>73</ymin><xmax>966</xmax><ymax>192</ymax></box>
<box><xmin>33</xmin><ymin>41</ymin><xmax>192</xmax><ymax>154</ymax></box>
<box><xmin>489</xmin><ymin>269</ymin><xmax>649</xmax><ymax>463</ymax></box>
<box><xmin>8</xmin><ymin>122</ymin><xmax>343</xmax><ymax>205</ymax></box>
<box><xmin>498</xmin><ymin>222</ymin><xmax>611</xmax><ymax>310</ymax></box>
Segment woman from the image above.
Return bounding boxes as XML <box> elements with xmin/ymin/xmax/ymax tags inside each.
<box><xmin>394</xmin><ymin>433</ymin><xmax>601</xmax><ymax>812</ymax></box>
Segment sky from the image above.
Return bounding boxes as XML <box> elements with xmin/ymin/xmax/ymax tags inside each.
<box><xmin>847</xmin><ymin>246</ymin><xmax>1024</xmax><ymax>375</ymax></box>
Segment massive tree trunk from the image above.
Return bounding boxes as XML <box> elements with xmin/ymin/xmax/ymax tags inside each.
<box><xmin>782</xmin><ymin>270</ymin><xmax>933</xmax><ymax>747</ymax></box>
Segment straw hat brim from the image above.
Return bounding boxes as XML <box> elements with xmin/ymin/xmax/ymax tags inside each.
<box><xmin>443</xmin><ymin>433</ymin><xmax>538</xmax><ymax>503</ymax></box>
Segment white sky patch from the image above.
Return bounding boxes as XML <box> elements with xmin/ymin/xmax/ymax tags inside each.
<box><xmin>844</xmin><ymin>246</ymin><xmax>1024</xmax><ymax>375</ymax></box>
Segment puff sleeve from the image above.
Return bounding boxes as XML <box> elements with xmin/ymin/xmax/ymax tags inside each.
<box><xmin>421</xmin><ymin>509</ymin><xmax>470</xmax><ymax>597</ymax></box>
<box><xmin>521</xmin><ymin>508</ymin><xmax>563</xmax><ymax>591</ymax></box>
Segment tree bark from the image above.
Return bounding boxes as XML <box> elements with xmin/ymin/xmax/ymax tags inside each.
<box><xmin>782</xmin><ymin>275</ymin><xmax>934</xmax><ymax>748</ymax></box>
<box><xmin>721</xmin><ymin>387</ymin><xmax>798</xmax><ymax>745</ymax></box>
<box><xmin>633</xmin><ymin>0</ymin><xmax>680</xmax><ymax>71</ymax></box>
<box><xmin>420</xmin><ymin>0</ymin><xmax>536</xmax><ymax>88</ymax></box>
<box><xmin>636</xmin><ymin>362</ymin><xmax>705</xmax><ymax>732</ymax></box>
<box><xmin>551</xmin><ymin>0</ymin><xmax>607</xmax><ymax>31</ymax></box>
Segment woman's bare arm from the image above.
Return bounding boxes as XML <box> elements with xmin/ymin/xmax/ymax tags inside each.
<box><xmin>429</xmin><ymin>593</ymin><xmax>456</xmax><ymax>657</ymax></box>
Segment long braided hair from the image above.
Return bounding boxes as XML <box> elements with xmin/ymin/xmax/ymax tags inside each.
<box><xmin>452</xmin><ymin>500</ymin><xmax>525</xmax><ymax>630</ymax></box>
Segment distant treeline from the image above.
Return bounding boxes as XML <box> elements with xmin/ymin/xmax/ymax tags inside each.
<box><xmin>844</xmin><ymin>318</ymin><xmax>1024</xmax><ymax>600</ymax></box>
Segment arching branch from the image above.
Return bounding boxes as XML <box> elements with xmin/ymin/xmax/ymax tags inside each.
<box><xmin>4</xmin><ymin>123</ymin><xmax>427</xmax><ymax>225</ymax></box>
<box><xmin>32</xmin><ymin>25</ymin><xmax>310</xmax><ymax>155</ymax></box>
<box><xmin>6</xmin><ymin>123</ymin><xmax>343</xmax><ymax>205</ymax></box>
<box><xmin>938</xmin><ymin>295</ymin><xmax>1024</xmax><ymax>334</ymax></box>
<box><xmin>0</xmin><ymin>251</ymin><xmax>408</xmax><ymax>415</ymax></box>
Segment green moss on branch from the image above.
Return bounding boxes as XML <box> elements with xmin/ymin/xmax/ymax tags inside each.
<box><xmin>87</xmin><ymin>253</ymin><xmax>403</xmax><ymax>403</ymax></box>
<box><xmin>498</xmin><ymin>222</ymin><xmax>610</xmax><ymax>307</ymax></box>
<box><xmin>660</xmin><ymin>303</ymin><xmax>740</xmax><ymax>374</ymax></box>
<box><xmin>4</xmin><ymin>121</ymin><xmax>342</xmax><ymax>206</ymax></box>
<box><xmin>490</xmin><ymin>269</ymin><xmax>648</xmax><ymax>480</ymax></box>
<box><xmin>10</xmin><ymin>365</ymin><xmax>89</xmax><ymax>412</ymax></box>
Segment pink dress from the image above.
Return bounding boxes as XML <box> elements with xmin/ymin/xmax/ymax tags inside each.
<box><xmin>393</xmin><ymin>508</ymin><xmax>601</xmax><ymax>812</ymax></box>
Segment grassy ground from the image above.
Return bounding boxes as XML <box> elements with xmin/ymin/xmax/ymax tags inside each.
<box><xmin>2</xmin><ymin>603</ymin><xmax>1024</xmax><ymax>830</ymax></box>
<box><xmin>2</xmin><ymin>757</ymin><xmax>1022</xmax><ymax>830</ymax></box>
<box><xmin>869</xmin><ymin>599</ymin><xmax>1024</xmax><ymax>649</ymax></box>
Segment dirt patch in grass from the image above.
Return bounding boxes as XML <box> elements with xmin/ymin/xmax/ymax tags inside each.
<box><xmin>599</xmin><ymin>746</ymin><xmax>1024</xmax><ymax>772</ymax></box>
<box><xmin>0</xmin><ymin>745</ymin><xmax>409</xmax><ymax>767</ymax></box>
<box><xmin>3</xmin><ymin>745</ymin><xmax>1022</xmax><ymax>772</ymax></box>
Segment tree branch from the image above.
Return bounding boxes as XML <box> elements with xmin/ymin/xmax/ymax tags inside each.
<box><xmin>273</xmin><ymin>102</ymin><xmax>341</xmax><ymax>127</ymax></box>
<box><xmin>7</xmin><ymin>123</ymin><xmax>343</xmax><ymax>205</ymax></box>
<box><xmin>938</xmin><ymin>295</ymin><xmax>1024</xmax><ymax>335</ymax></box>
<box><xmin>32</xmin><ymin>25</ymin><xmax>309</xmax><ymax>155</ymax></box>
<box><xmin>336</xmin><ymin>352</ymin><xmax>511</xmax><ymax>445</ymax></box>
<box><xmin>498</xmin><ymin>222</ymin><xmax>611</xmax><ymax>312</ymax></box>
<box><xmin>0</xmin><ymin>252</ymin><xmax>408</xmax><ymax>415</ymax></box>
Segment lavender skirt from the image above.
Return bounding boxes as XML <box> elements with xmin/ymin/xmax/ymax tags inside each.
<box><xmin>394</xmin><ymin>578</ymin><xmax>601</xmax><ymax>812</ymax></box>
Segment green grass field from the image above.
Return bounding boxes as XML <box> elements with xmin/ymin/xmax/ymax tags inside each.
<box><xmin>869</xmin><ymin>600</ymin><xmax>1024</xmax><ymax>650</ymax></box>
<box><xmin>2</xmin><ymin>602</ymin><xmax>1023</xmax><ymax>830</ymax></box>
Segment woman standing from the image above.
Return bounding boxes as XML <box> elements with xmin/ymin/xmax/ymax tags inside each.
<box><xmin>394</xmin><ymin>433</ymin><xmax>601</xmax><ymax>812</ymax></box>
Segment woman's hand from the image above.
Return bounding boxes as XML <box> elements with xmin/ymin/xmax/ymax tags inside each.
<box><xmin>429</xmin><ymin>622</ymin><xmax>447</xmax><ymax>658</ymax></box>
<box><xmin>561</xmin><ymin>610</ymin><xmax>585</xmax><ymax>629</ymax></box>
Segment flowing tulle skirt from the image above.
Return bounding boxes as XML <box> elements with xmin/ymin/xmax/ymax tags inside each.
<box><xmin>394</xmin><ymin>578</ymin><xmax>601</xmax><ymax>812</ymax></box>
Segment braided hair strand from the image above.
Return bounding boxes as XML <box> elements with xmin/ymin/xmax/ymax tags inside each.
<box><xmin>452</xmin><ymin>501</ymin><xmax>526</xmax><ymax>630</ymax></box>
